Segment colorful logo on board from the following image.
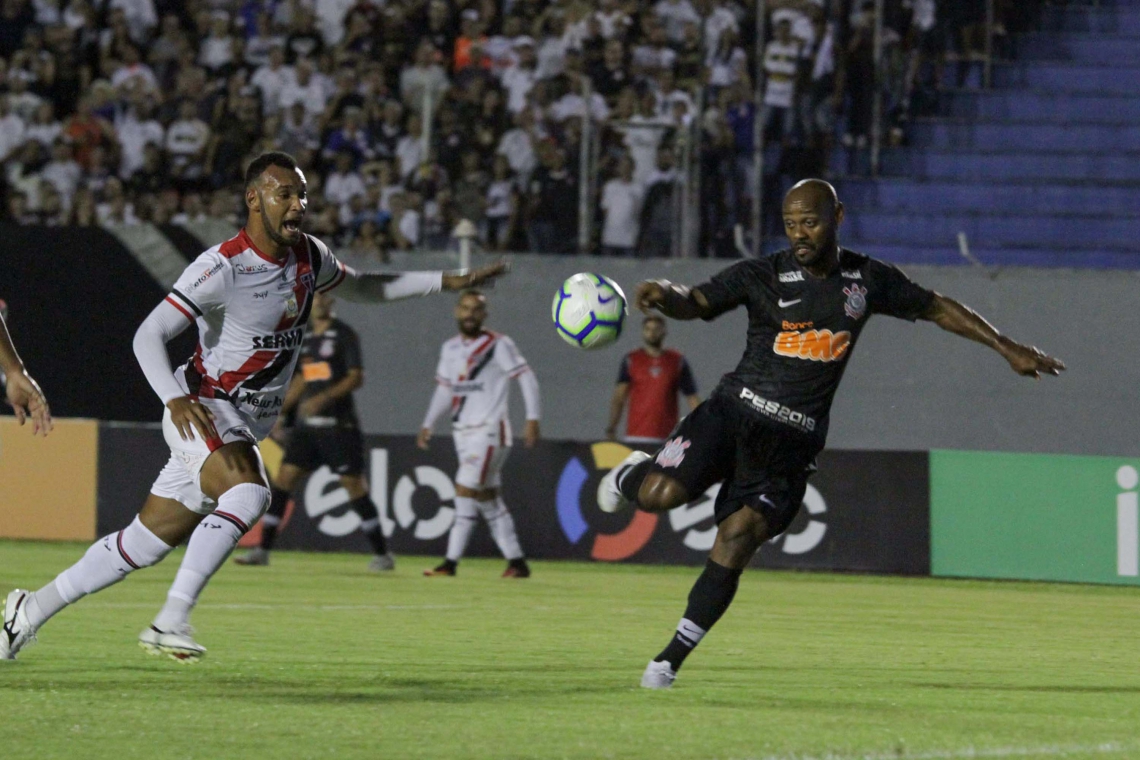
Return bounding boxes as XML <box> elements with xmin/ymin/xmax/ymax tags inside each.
<box><xmin>556</xmin><ymin>442</ymin><xmax>658</xmax><ymax>561</ymax></box>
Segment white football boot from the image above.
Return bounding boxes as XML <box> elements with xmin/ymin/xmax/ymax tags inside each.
<box><xmin>1</xmin><ymin>589</ymin><xmax>37</xmax><ymax>660</ymax></box>
<box><xmin>640</xmin><ymin>660</ymin><xmax>677</xmax><ymax>689</ymax></box>
<box><xmin>597</xmin><ymin>451</ymin><xmax>651</xmax><ymax>513</ymax></box>
<box><xmin>139</xmin><ymin>624</ymin><xmax>206</xmax><ymax>663</ymax></box>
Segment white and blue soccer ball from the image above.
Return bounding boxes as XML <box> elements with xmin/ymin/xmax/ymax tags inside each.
<box><xmin>552</xmin><ymin>273</ymin><xmax>627</xmax><ymax>350</ymax></box>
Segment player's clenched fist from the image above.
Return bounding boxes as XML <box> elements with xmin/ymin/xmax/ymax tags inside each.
<box><xmin>633</xmin><ymin>280</ymin><xmax>668</xmax><ymax>313</ymax></box>
<box><xmin>166</xmin><ymin>396</ymin><xmax>219</xmax><ymax>442</ymax></box>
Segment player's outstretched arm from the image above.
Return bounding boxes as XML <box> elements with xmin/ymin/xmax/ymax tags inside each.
<box><xmin>922</xmin><ymin>294</ymin><xmax>1066</xmax><ymax>380</ymax></box>
<box><xmin>335</xmin><ymin>261</ymin><xmax>510</xmax><ymax>303</ymax></box>
<box><xmin>0</xmin><ymin>316</ymin><xmax>52</xmax><ymax>436</ymax></box>
<box><xmin>633</xmin><ymin>280</ymin><xmax>712</xmax><ymax>320</ymax></box>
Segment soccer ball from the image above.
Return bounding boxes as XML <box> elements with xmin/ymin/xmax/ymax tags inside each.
<box><xmin>551</xmin><ymin>273</ymin><xmax>627</xmax><ymax>350</ymax></box>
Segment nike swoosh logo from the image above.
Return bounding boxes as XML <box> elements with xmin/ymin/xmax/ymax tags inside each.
<box><xmin>778</xmin><ymin>298</ymin><xmax>802</xmax><ymax>308</ymax></box>
<box><xmin>598</xmin><ymin>293</ymin><xmax>617</xmax><ymax>304</ymax></box>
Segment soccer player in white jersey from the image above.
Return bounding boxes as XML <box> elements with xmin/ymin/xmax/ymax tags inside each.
<box><xmin>1</xmin><ymin>152</ymin><xmax>508</xmax><ymax>662</ymax></box>
<box><xmin>417</xmin><ymin>290</ymin><xmax>541</xmax><ymax>578</ymax></box>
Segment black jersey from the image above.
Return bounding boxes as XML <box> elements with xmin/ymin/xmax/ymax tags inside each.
<box><xmin>696</xmin><ymin>248</ymin><xmax>935</xmax><ymax>442</ymax></box>
<box><xmin>296</xmin><ymin>318</ymin><xmax>363</xmax><ymax>428</ymax></box>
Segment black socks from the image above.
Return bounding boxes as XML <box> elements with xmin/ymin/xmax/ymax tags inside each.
<box><xmin>655</xmin><ymin>559</ymin><xmax>744</xmax><ymax>670</ymax></box>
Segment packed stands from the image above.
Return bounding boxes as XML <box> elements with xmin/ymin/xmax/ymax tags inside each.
<box><xmin>0</xmin><ymin>0</ymin><xmax>1059</xmax><ymax>258</ymax></box>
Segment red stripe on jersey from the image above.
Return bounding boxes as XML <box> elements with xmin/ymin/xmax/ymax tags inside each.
<box><xmin>217</xmin><ymin>350</ymin><xmax>277</xmax><ymax>393</ymax></box>
<box><xmin>271</xmin><ymin>239</ymin><xmax>315</xmax><ymax>333</ymax></box>
<box><xmin>234</xmin><ymin>228</ymin><xmax>286</xmax><ymax>266</ymax></box>
<box><xmin>465</xmin><ymin>333</ymin><xmax>496</xmax><ymax>372</ymax></box>
<box><xmin>165</xmin><ymin>296</ymin><xmax>194</xmax><ymax>322</ymax></box>
<box><xmin>317</xmin><ymin>261</ymin><xmax>346</xmax><ymax>293</ymax></box>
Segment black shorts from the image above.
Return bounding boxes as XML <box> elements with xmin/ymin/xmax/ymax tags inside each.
<box><xmin>282</xmin><ymin>425</ymin><xmax>366</xmax><ymax>476</ymax></box>
<box><xmin>646</xmin><ymin>391</ymin><xmax>821</xmax><ymax>536</ymax></box>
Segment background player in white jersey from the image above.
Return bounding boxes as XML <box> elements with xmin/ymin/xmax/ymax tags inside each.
<box><xmin>1</xmin><ymin>152</ymin><xmax>507</xmax><ymax>662</ymax></box>
<box><xmin>417</xmin><ymin>290</ymin><xmax>541</xmax><ymax>578</ymax></box>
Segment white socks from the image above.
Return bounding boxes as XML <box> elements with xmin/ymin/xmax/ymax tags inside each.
<box><xmin>446</xmin><ymin>496</ymin><xmax>480</xmax><ymax>562</ymax></box>
<box><xmin>446</xmin><ymin>495</ymin><xmax>524</xmax><ymax>562</ymax></box>
<box><xmin>25</xmin><ymin>516</ymin><xmax>174</xmax><ymax>630</ymax></box>
<box><xmin>480</xmin><ymin>497</ymin><xmax>523</xmax><ymax>560</ymax></box>
<box><xmin>153</xmin><ymin>483</ymin><xmax>270</xmax><ymax>631</ymax></box>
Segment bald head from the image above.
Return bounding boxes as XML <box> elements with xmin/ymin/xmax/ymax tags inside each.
<box><xmin>784</xmin><ymin>179</ymin><xmax>840</xmax><ymax>217</ymax></box>
<box><xmin>782</xmin><ymin>179</ymin><xmax>844</xmax><ymax>271</ymax></box>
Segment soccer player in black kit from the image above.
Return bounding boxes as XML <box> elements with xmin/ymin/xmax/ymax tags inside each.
<box><xmin>597</xmin><ymin>179</ymin><xmax>1066</xmax><ymax>689</ymax></box>
<box><xmin>234</xmin><ymin>291</ymin><xmax>394</xmax><ymax>570</ymax></box>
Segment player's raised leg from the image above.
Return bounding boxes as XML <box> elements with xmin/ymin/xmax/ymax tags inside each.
<box><xmin>3</xmin><ymin>492</ymin><xmax>200</xmax><ymax>661</ymax></box>
<box><xmin>143</xmin><ymin>441</ymin><xmax>270</xmax><ymax>661</ymax></box>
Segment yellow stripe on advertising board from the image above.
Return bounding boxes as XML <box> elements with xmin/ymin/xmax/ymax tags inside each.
<box><xmin>0</xmin><ymin>417</ymin><xmax>98</xmax><ymax>541</ymax></box>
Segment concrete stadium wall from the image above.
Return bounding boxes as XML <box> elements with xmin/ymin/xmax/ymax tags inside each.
<box><xmin>325</xmin><ymin>251</ymin><xmax>1136</xmax><ymax>457</ymax></box>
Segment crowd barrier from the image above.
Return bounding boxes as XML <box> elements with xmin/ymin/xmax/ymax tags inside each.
<box><xmin>4</xmin><ymin>420</ymin><xmax>1138</xmax><ymax>586</ymax></box>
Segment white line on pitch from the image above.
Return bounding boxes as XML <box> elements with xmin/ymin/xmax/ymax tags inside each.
<box><xmin>88</xmin><ymin>603</ymin><xmax>464</xmax><ymax>611</ymax></box>
<box><xmin>748</xmin><ymin>741</ymin><xmax>1136</xmax><ymax>760</ymax></box>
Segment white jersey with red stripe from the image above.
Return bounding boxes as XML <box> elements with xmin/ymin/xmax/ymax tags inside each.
<box><xmin>166</xmin><ymin>228</ymin><xmax>346</xmax><ymax>440</ymax></box>
<box><xmin>435</xmin><ymin>331</ymin><xmax>529</xmax><ymax>429</ymax></box>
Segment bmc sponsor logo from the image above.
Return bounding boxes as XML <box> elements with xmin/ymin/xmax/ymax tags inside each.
<box><xmin>236</xmin><ymin>263</ymin><xmax>270</xmax><ymax>275</ymax></box>
<box><xmin>773</xmin><ymin>329</ymin><xmax>851</xmax><ymax>362</ymax></box>
<box><xmin>779</xmin><ymin>271</ymin><xmax>804</xmax><ymax>283</ymax></box>
<box><xmin>252</xmin><ymin>328</ymin><xmax>304</xmax><ymax>349</ymax></box>
<box><xmin>841</xmin><ymin>269</ymin><xmax>863</xmax><ymax>279</ymax></box>
<box><xmin>738</xmin><ymin>388</ymin><xmax>817</xmax><ymax>432</ymax></box>
<box><xmin>191</xmin><ymin>262</ymin><xmax>224</xmax><ymax>288</ymax></box>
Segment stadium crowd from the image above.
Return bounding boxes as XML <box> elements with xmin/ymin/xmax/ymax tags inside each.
<box><xmin>0</xmin><ymin>0</ymin><xmax>1052</xmax><ymax>257</ymax></box>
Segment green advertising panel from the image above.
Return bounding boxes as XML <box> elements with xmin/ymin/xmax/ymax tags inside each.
<box><xmin>931</xmin><ymin>450</ymin><xmax>1140</xmax><ymax>586</ymax></box>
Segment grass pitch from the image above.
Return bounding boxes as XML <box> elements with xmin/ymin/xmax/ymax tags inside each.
<box><xmin>1</xmin><ymin>541</ymin><xmax>1138</xmax><ymax>760</ymax></box>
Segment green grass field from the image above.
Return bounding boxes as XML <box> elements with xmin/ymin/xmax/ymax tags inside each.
<box><xmin>1</xmin><ymin>541</ymin><xmax>1138</xmax><ymax>760</ymax></box>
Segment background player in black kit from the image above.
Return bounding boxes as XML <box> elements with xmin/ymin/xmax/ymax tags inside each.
<box><xmin>598</xmin><ymin>179</ymin><xmax>1066</xmax><ymax>689</ymax></box>
<box><xmin>234</xmin><ymin>291</ymin><xmax>394</xmax><ymax>570</ymax></box>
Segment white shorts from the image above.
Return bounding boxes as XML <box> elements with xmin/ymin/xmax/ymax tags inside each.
<box><xmin>453</xmin><ymin>421</ymin><xmax>511</xmax><ymax>490</ymax></box>
<box><xmin>150</xmin><ymin>397</ymin><xmax>259</xmax><ymax>515</ymax></box>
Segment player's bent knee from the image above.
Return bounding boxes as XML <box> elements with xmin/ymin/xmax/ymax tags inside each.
<box><xmin>637</xmin><ymin>474</ymin><xmax>690</xmax><ymax>513</ymax></box>
<box><xmin>214</xmin><ymin>482</ymin><xmax>272</xmax><ymax>533</ymax></box>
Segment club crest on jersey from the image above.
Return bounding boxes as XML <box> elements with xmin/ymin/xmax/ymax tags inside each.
<box><xmin>300</xmin><ymin>271</ymin><xmax>315</xmax><ymax>292</ymax></box>
<box><xmin>655</xmin><ymin>436</ymin><xmax>691</xmax><ymax>468</ymax></box>
<box><xmin>843</xmin><ymin>284</ymin><xmax>868</xmax><ymax>320</ymax></box>
<box><xmin>319</xmin><ymin>339</ymin><xmax>334</xmax><ymax>358</ymax></box>
<box><xmin>285</xmin><ymin>296</ymin><xmax>299</xmax><ymax>318</ymax></box>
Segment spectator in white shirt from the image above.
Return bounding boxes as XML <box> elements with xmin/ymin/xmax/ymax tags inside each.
<box><xmin>324</xmin><ymin>151</ymin><xmax>368</xmax><ymax>207</ymax></box>
<box><xmin>761</xmin><ymin>19</ymin><xmax>803</xmax><ymax>141</ymax></box>
<box><xmin>110</xmin><ymin>45</ymin><xmax>158</xmax><ymax>94</ymax></box>
<box><xmin>108</xmin><ymin>0</ymin><xmax>157</xmax><ymax>44</ymax></box>
<box><xmin>40</xmin><ymin>139</ymin><xmax>82</xmax><ymax>209</ymax></box>
<box><xmin>277</xmin><ymin>58</ymin><xmax>327</xmax><ymax>119</ymax></box>
<box><xmin>499</xmin><ymin>37</ymin><xmax>538</xmax><ymax>114</ymax></box>
<box><xmin>496</xmin><ymin>108</ymin><xmax>537</xmax><ymax>184</ymax></box>
<box><xmin>400</xmin><ymin>41</ymin><xmax>450</xmax><ymax>119</ymax></box>
<box><xmin>388</xmin><ymin>190</ymin><xmax>420</xmax><ymax>249</ymax></box>
<box><xmin>704</xmin><ymin>0</ymin><xmax>740</xmax><ymax>56</ymax></box>
<box><xmin>251</xmin><ymin>45</ymin><xmax>295</xmax><ymax>116</ymax></box>
<box><xmin>198</xmin><ymin>12</ymin><xmax>237</xmax><ymax>73</ymax></box>
<box><xmin>23</xmin><ymin>101</ymin><xmax>61</xmax><ymax>147</ymax></box>
<box><xmin>245</xmin><ymin>12</ymin><xmax>284</xmax><ymax>68</ymax></box>
<box><xmin>115</xmin><ymin>99</ymin><xmax>164</xmax><ymax>178</ymax></box>
<box><xmin>6</xmin><ymin>75</ymin><xmax>44</xmax><ymax>122</ymax></box>
<box><xmin>595</xmin><ymin>0</ymin><xmax>633</xmax><ymax>40</ymax></box>
<box><xmin>654</xmin><ymin>0</ymin><xmax>700</xmax><ymax>43</ymax></box>
<box><xmin>395</xmin><ymin>114</ymin><xmax>425</xmax><ymax>182</ymax></box>
<box><xmin>0</xmin><ymin>96</ymin><xmax>27</xmax><ymax>162</ymax></box>
<box><xmin>631</xmin><ymin>19</ymin><xmax>677</xmax><ymax>78</ymax></box>
<box><xmin>164</xmin><ymin>99</ymin><xmax>210</xmax><ymax>181</ymax></box>
<box><xmin>601</xmin><ymin>155</ymin><xmax>644</xmax><ymax>257</ymax></box>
